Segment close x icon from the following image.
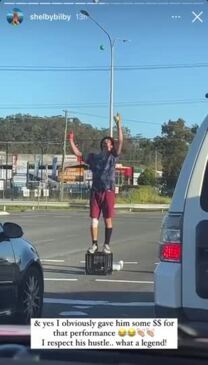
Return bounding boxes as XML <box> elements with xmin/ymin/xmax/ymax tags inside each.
<box><xmin>192</xmin><ymin>11</ymin><xmax>203</xmax><ymax>23</ymax></box>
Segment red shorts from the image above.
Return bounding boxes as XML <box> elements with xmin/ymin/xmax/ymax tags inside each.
<box><xmin>90</xmin><ymin>190</ymin><xmax>115</xmax><ymax>219</ymax></box>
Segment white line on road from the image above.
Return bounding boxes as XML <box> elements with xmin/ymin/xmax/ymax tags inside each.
<box><xmin>80</xmin><ymin>261</ymin><xmax>138</xmax><ymax>264</ymax></box>
<box><xmin>59</xmin><ymin>311</ymin><xmax>88</xmax><ymax>316</ymax></box>
<box><xmin>44</xmin><ymin>298</ymin><xmax>154</xmax><ymax>307</ymax></box>
<box><xmin>154</xmin><ymin>262</ymin><xmax>159</xmax><ymax>265</ymax></box>
<box><xmin>122</xmin><ymin>261</ymin><xmax>139</xmax><ymax>264</ymax></box>
<box><xmin>41</xmin><ymin>259</ymin><xmax>65</xmax><ymax>263</ymax></box>
<box><xmin>37</xmin><ymin>238</ymin><xmax>56</xmax><ymax>244</ymax></box>
<box><xmin>95</xmin><ymin>279</ymin><xmax>154</xmax><ymax>284</ymax></box>
<box><xmin>44</xmin><ymin>278</ymin><xmax>78</xmax><ymax>281</ymax></box>
<box><xmin>73</xmin><ymin>306</ymin><xmax>92</xmax><ymax>309</ymax></box>
<box><xmin>44</xmin><ymin>278</ymin><xmax>153</xmax><ymax>284</ymax></box>
<box><xmin>44</xmin><ymin>298</ymin><xmax>108</xmax><ymax>305</ymax></box>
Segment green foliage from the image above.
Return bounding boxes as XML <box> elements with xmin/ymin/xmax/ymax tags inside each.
<box><xmin>0</xmin><ymin>114</ymin><xmax>109</xmax><ymax>155</ymax></box>
<box><xmin>138</xmin><ymin>167</ymin><xmax>156</xmax><ymax>186</ymax></box>
<box><xmin>0</xmin><ymin>113</ymin><xmax>198</xmax><ymax>193</ymax></box>
<box><xmin>117</xmin><ymin>186</ymin><xmax>171</xmax><ymax>204</ymax></box>
<box><xmin>154</xmin><ymin>119</ymin><xmax>198</xmax><ymax>192</ymax></box>
<box><xmin>0</xmin><ymin>114</ymin><xmax>141</xmax><ymax>161</ymax></box>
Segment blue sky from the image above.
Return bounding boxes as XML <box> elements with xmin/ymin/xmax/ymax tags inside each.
<box><xmin>0</xmin><ymin>0</ymin><xmax>208</xmax><ymax>138</ymax></box>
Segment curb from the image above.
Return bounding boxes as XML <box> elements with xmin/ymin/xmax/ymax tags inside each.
<box><xmin>0</xmin><ymin>201</ymin><xmax>170</xmax><ymax>212</ymax></box>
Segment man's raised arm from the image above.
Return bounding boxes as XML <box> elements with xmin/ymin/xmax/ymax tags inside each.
<box><xmin>114</xmin><ymin>113</ymin><xmax>123</xmax><ymax>156</ymax></box>
<box><xmin>68</xmin><ymin>131</ymin><xmax>82</xmax><ymax>158</ymax></box>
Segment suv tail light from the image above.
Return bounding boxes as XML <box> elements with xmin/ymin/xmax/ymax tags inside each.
<box><xmin>160</xmin><ymin>214</ymin><xmax>182</xmax><ymax>263</ymax></box>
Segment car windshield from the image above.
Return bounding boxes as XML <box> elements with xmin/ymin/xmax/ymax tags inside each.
<box><xmin>0</xmin><ymin>0</ymin><xmax>208</xmax><ymax>360</ymax></box>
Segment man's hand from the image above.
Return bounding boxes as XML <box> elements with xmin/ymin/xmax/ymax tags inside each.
<box><xmin>68</xmin><ymin>131</ymin><xmax>82</xmax><ymax>157</ymax></box>
<box><xmin>114</xmin><ymin>113</ymin><xmax>123</xmax><ymax>155</ymax></box>
<box><xmin>114</xmin><ymin>113</ymin><xmax>122</xmax><ymax>127</ymax></box>
<box><xmin>68</xmin><ymin>131</ymin><xmax>74</xmax><ymax>142</ymax></box>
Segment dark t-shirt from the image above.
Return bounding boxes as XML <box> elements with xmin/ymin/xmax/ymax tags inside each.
<box><xmin>84</xmin><ymin>150</ymin><xmax>118</xmax><ymax>192</ymax></box>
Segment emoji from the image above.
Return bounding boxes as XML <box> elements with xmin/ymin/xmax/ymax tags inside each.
<box><xmin>118</xmin><ymin>328</ymin><xmax>126</xmax><ymax>337</ymax></box>
<box><xmin>128</xmin><ymin>328</ymin><xmax>136</xmax><ymax>337</ymax></box>
<box><xmin>137</xmin><ymin>329</ymin><xmax>145</xmax><ymax>337</ymax></box>
<box><xmin>147</xmin><ymin>329</ymin><xmax>155</xmax><ymax>337</ymax></box>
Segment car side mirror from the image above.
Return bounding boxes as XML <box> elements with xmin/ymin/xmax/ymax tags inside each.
<box><xmin>3</xmin><ymin>222</ymin><xmax>23</xmax><ymax>238</ymax></box>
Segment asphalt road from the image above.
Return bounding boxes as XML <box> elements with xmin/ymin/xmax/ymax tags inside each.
<box><xmin>3</xmin><ymin>210</ymin><xmax>164</xmax><ymax>318</ymax></box>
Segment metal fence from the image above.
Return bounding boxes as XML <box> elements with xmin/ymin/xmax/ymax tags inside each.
<box><xmin>0</xmin><ymin>185</ymin><xmax>91</xmax><ymax>201</ymax></box>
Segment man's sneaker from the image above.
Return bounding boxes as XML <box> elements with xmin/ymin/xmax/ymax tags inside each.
<box><xmin>88</xmin><ymin>243</ymin><xmax>98</xmax><ymax>254</ymax></box>
<box><xmin>103</xmin><ymin>244</ymin><xmax>111</xmax><ymax>254</ymax></box>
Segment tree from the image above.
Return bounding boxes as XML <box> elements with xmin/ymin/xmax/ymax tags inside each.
<box><xmin>154</xmin><ymin>119</ymin><xmax>198</xmax><ymax>193</ymax></box>
<box><xmin>138</xmin><ymin>167</ymin><xmax>156</xmax><ymax>186</ymax></box>
<box><xmin>0</xmin><ymin>113</ymin><xmax>135</xmax><ymax>159</ymax></box>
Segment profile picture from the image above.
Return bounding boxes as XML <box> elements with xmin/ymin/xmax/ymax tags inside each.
<box><xmin>7</xmin><ymin>8</ymin><xmax>23</xmax><ymax>25</ymax></box>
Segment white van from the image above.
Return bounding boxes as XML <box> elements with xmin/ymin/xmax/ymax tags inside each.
<box><xmin>154</xmin><ymin>115</ymin><xmax>208</xmax><ymax>321</ymax></box>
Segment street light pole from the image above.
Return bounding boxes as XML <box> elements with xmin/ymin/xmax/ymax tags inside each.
<box><xmin>80</xmin><ymin>10</ymin><xmax>119</xmax><ymax>137</ymax></box>
<box><xmin>109</xmin><ymin>39</ymin><xmax>114</xmax><ymax>137</ymax></box>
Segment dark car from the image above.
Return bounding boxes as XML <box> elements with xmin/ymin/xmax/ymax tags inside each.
<box><xmin>0</xmin><ymin>222</ymin><xmax>44</xmax><ymax>324</ymax></box>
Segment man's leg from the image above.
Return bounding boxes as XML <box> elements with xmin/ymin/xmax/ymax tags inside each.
<box><xmin>88</xmin><ymin>192</ymin><xmax>101</xmax><ymax>253</ymax></box>
<box><xmin>102</xmin><ymin>191</ymin><xmax>115</xmax><ymax>253</ymax></box>
<box><xmin>90</xmin><ymin>218</ymin><xmax>99</xmax><ymax>243</ymax></box>
<box><xmin>103</xmin><ymin>217</ymin><xmax>113</xmax><ymax>253</ymax></box>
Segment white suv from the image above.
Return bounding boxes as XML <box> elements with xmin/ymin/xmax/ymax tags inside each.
<box><xmin>154</xmin><ymin>115</ymin><xmax>208</xmax><ymax>321</ymax></box>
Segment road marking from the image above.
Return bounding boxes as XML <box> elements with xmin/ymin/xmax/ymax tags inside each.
<box><xmin>80</xmin><ymin>260</ymin><xmax>138</xmax><ymax>264</ymax></box>
<box><xmin>59</xmin><ymin>311</ymin><xmax>88</xmax><ymax>316</ymax></box>
<box><xmin>44</xmin><ymin>298</ymin><xmax>154</xmax><ymax>307</ymax></box>
<box><xmin>37</xmin><ymin>238</ymin><xmax>55</xmax><ymax>243</ymax></box>
<box><xmin>154</xmin><ymin>262</ymin><xmax>159</xmax><ymax>265</ymax></box>
<box><xmin>73</xmin><ymin>306</ymin><xmax>92</xmax><ymax>309</ymax></box>
<box><xmin>123</xmin><ymin>261</ymin><xmax>138</xmax><ymax>264</ymax></box>
<box><xmin>95</xmin><ymin>279</ymin><xmax>154</xmax><ymax>284</ymax></box>
<box><xmin>44</xmin><ymin>278</ymin><xmax>78</xmax><ymax>281</ymax></box>
<box><xmin>42</xmin><ymin>259</ymin><xmax>65</xmax><ymax>263</ymax></box>
<box><xmin>0</xmin><ymin>310</ymin><xmax>12</xmax><ymax>316</ymax></box>
<box><xmin>44</xmin><ymin>298</ymin><xmax>108</xmax><ymax>305</ymax></box>
<box><xmin>44</xmin><ymin>278</ymin><xmax>153</xmax><ymax>284</ymax></box>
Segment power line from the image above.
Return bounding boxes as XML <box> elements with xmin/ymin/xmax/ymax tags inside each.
<box><xmin>124</xmin><ymin>118</ymin><xmax>162</xmax><ymax>125</ymax></box>
<box><xmin>113</xmin><ymin>99</ymin><xmax>207</xmax><ymax>106</ymax></box>
<box><xmin>69</xmin><ymin>111</ymin><xmax>162</xmax><ymax>125</ymax></box>
<box><xmin>0</xmin><ymin>112</ymin><xmax>193</xmax><ymax>127</ymax></box>
<box><xmin>0</xmin><ymin>98</ymin><xmax>206</xmax><ymax>109</ymax></box>
<box><xmin>0</xmin><ymin>108</ymin><xmax>193</xmax><ymax>126</ymax></box>
<box><xmin>0</xmin><ymin>104</ymin><xmax>200</xmax><ymax>126</ymax></box>
<box><xmin>0</xmin><ymin>63</ymin><xmax>208</xmax><ymax>71</ymax></box>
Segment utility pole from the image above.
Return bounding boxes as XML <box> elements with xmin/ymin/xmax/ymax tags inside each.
<box><xmin>60</xmin><ymin>110</ymin><xmax>68</xmax><ymax>201</ymax></box>
<box><xmin>5</xmin><ymin>142</ymin><xmax>8</xmax><ymax>191</ymax></box>
<box><xmin>155</xmin><ymin>148</ymin><xmax>158</xmax><ymax>178</ymax></box>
